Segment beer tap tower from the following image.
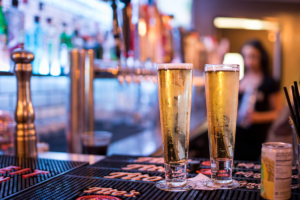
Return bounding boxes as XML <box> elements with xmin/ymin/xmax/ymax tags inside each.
<box><xmin>68</xmin><ymin>49</ymin><xmax>94</xmax><ymax>153</ymax></box>
<box><xmin>11</xmin><ymin>45</ymin><xmax>37</xmax><ymax>158</ymax></box>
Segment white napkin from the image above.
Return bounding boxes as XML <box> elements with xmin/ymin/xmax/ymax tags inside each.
<box><xmin>188</xmin><ymin>173</ymin><xmax>215</xmax><ymax>190</ymax></box>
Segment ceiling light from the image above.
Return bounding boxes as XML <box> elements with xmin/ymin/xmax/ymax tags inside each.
<box><xmin>214</xmin><ymin>17</ymin><xmax>279</xmax><ymax>31</ymax></box>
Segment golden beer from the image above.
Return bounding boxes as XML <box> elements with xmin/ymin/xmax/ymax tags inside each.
<box><xmin>156</xmin><ymin>63</ymin><xmax>194</xmax><ymax>191</ymax></box>
<box><xmin>204</xmin><ymin>64</ymin><xmax>239</xmax><ymax>186</ymax></box>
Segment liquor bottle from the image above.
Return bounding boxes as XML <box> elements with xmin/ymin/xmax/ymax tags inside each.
<box><xmin>60</xmin><ymin>23</ymin><xmax>73</xmax><ymax>49</ymax></box>
<box><xmin>137</xmin><ymin>4</ymin><xmax>148</xmax><ymax>63</ymax></box>
<box><xmin>38</xmin><ymin>2</ymin><xmax>44</xmax><ymax>25</ymax></box>
<box><xmin>5</xmin><ymin>0</ymin><xmax>24</xmax><ymax>53</ymax></box>
<box><xmin>94</xmin><ymin>23</ymin><xmax>104</xmax><ymax>60</ymax></box>
<box><xmin>111</xmin><ymin>0</ymin><xmax>121</xmax><ymax>59</ymax></box>
<box><xmin>72</xmin><ymin>29</ymin><xmax>84</xmax><ymax>49</ymax></box>
<box><xmin>39</xmin><ymin>19</ymin><xmax>50</xmax><ymax>75</ymax></box>
<box><xmin>47</xmin><ymin>18</ymin><xmax>60</xmax><ymax>76</ymax></box>
<box><xmin>146</xmin><ymin>0</ymin><xmax>163</xmax><ymax>63</ymax></box>
<box><xmin>108</xmin><ymin>31</ymin><xmax>118</xmax><ymax>61</ymax></box>
<box><xmin>38</xmin><ymin>2</ymin><xmax>53</xmax><ymax>75</ymax></box>
<box><xmin>31</xmin><ymin>16</ymin><xmax>43</xmax><ymax>74</ymax></box>
<box><xmin>84</xmin><ymin>30</ymin><xmax>97</xmax><ymax>51</ymax></box>
<box><xmin>161</xmin><ymin>15</ymin><xmax>174</xmax><ymax>63</ymax></box>
<box><xmin>60</xmin><ymin>23</ymin><xmax>72</xmax><ymax>74</ymax></box>
<box><xmin>0</xmin><ymin>0</ymin><xmax>9</xmax><ymax>72</ymax></box>
<box><xmin>0</xmin><ymin>0</ymin><xmax>7</xmax><ymax>44</ymax></box>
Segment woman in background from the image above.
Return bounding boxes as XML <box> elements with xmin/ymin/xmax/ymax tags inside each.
<box><xmin>234</xmin><ymin>40</ymin><xmax>282</xmax><ymax>161</ymax></box>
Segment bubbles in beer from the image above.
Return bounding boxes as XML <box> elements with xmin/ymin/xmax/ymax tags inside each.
<box><xmin>158</xmin><ymin>68</ymin><xmax>193</xmax><ymax>164</ymax></box>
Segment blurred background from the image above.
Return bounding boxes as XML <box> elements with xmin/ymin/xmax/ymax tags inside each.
<box><xmin>0</xmin><ymin>0</ymin><xmax>299</xmax><ymax>159</ymax></box>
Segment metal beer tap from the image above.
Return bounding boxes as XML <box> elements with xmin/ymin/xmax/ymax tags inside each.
<box><xmin>11</xmin><ymin>45</ymin><xmax>37</xmax><ymax>158</ymax></box>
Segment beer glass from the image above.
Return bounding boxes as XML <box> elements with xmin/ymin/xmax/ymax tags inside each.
<box><xmin>204</xmin><ymin>64</ymin><xmax>240</xmax><ymax>188</ymax></box>
<box><xmin>156</xmin><ymin>63</ymin><xmax>195</xmax><ymax>191</ymax></box>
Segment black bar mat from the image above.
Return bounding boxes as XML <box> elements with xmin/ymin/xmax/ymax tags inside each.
<box><xmin>0</xmin><ymin>155</ymin><xmax>88</xmax><ymax>199</ymax></box>
<box><xmin>97</xmin><ymin>155</ymin><xmax>262</xmax><ymax>170</ymax></box>
<box><xmin>6</xmin><ymin>155</ymin><xmax>300</xmax><ymax>200</ymax></box>
<box><xmin>9</xmin><ymin>175</ymin><xmax>300</xmax><ymax>200</ymax></box>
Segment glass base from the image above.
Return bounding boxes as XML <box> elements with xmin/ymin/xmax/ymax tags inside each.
<box><xmin>156</xmin><ymin>180</ymin><xmax>195</xmax><ymax>191</ymax></box>
<box><xmin>203</xmin><ymin>179</ymin><xmax>239</xmax><ymax>189</ymax></box>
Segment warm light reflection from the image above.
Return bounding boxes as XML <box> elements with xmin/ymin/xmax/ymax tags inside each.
<box><xmin>162</xmin><ymin>15</ymin><xmax>169</xmax><ymax>25</ymax></box>
<box><xmin>166</xmin><ymin>70</ymin><xmax>171</xmax><ymax>109</ymax></box>
<box><xmin>125</xmin><ymin>75</ymin><xmax>132</xmax><ymax>84</ymax></box>
<box><xmin>111</xmin><ymin>69</ymin><xmax>118</xmax><ymax>75</ymax></box>
<box><xmin>133</xmin><ymin>76</ymin><xmax>140</xmax><ymax>84</ymax></box>
<box><xmin>268</xmin><ymin>32</ymin><xmax>276</xmax><ymax>42</ymax></box>
<box><xmin>214</xmin><ymin>17</ymin><xmax>279</xmax><ymax>31</ymax></box>
<box><xmin>223</xmin><ymin>53</ymin><xmax>244</xmax><ymax>80</ymax></box>
<box><xmin>107</xmin><ymin>68</ymin><xmax>118</xmax><ymax>75</ymax></box>
<box><xmin>118</xmin><ymin>75</ymin><xmax>125</xmax><ymax>84</ymax></box>
<box><xmin>138</xmin><ymin>19</ymin><xmax>147</xmax><ymax>36</ymax></box>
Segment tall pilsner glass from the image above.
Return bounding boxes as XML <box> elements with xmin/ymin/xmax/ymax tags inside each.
<box><xmin>156</xmin><ymin>63</ymin><xmax>195</xmax><ymax>191</ymax></box>
<box><xmin>204</xmin><ymin>64</ymin><xmax>240</xmax><ymax>188</ymax></box>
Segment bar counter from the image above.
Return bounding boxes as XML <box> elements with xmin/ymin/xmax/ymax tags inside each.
<box><xmin>38</xmin><ymin>151</ymin><xmax>105</xmax><ymax>165</ymax></box>
<box><xmin>0</xmin><ymin>153</ymin><xmax>299</xmax><ymax>199</ymax></box>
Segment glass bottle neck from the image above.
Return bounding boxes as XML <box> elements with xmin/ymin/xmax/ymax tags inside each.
<box><xmin>0</xmin><ymin>5</ymin><xmax>7</xmax><ymax>37</ymax></box>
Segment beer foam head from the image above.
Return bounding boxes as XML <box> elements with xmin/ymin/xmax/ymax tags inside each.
<box><xmin>205</xmin><ymin>64</ymin><xmax>239</xmax><ymax>72</ymax></box>
<box><xmin>157</xmin><ymin>63</ymin><xmax>193</xmax><ymax>70</ymax></box>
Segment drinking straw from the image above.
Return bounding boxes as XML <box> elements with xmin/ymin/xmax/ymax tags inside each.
<box><xmin>294</xmin><ymin>81</ymin><xmax>300</xmax><ymax>118</ymax></box>
<box><xmin>284</xmin><ymin>87</ymin><xmax>300</xmax><ymax>137</ymax></box>
<box><xmin>289</xmin><ymin>116</ymin><xmax>300</xmax><ymax>143</ymax></box>
<box><xmin>292</xmin><ymin>86</ymin><xmax>300</xmax><ymax>127</ymax></box>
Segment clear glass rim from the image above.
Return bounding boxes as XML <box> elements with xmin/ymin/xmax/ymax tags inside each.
<box><xmin>262</xmin><ymin>142</ymin><xmax>292</xmax><ymax>148</ymax></box>
<box><xmin>81</xmin><ymin>131</ymin><xmax>113</xmax><ymax>139</ymax></box>
<box><xmin>156</xmin><ymin>63</ymin><xmax>193</xmax><ymax>70</ymax></box>
<box><xmin>205</xmin><ymin>64</ymin><xmax>239</xmax><ymax>71</ymax></box>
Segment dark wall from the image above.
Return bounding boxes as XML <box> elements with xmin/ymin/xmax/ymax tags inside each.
<box><xmin>192</xmin><ymin>0</ymin><xmax>300</xmax><ymax>88</ymax></box>
<box><xmin>192</xmin><ymin>0</ymin><xmax>300</xmax><ymax>35</ymax></box>
<box><xmin>217</xmin><ymin>29</ymin><xmax>274</xmax><ymax>74</ymax></box>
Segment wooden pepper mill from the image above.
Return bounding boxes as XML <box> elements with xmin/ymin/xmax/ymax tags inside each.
<box><xmin>11</xmin><ymin>45</ymin><xmax>37</xmax><ymax>158</ymax></box>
